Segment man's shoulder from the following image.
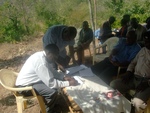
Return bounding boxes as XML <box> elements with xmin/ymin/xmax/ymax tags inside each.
<box><xmin>88</xmin><ymin>28</ymin><xmax>93</xmax><ymax>32</ymax></box>
<box><xmin>50</xmin><ymin>25</ymin><xmax>67</xmax><ymax>31</ymax></box>
<box><xmin>138</xmin><ymin>24</ymin><xmax>147</xmax><ymax>30</ymax></box>
<box><xmin>103</xmin><ymin>21</ymin><xmax>109</xmax><ymax>26</ymax></box>
<box><xmin>30</xmin><ymin>51</ymin><xmax>44</xmax><ymax>59</ymax></box>
<box><xmin>140</xmin><ymin>47</ymin><xmax>149</xmax><ymax>52</ymax></box>
<box><xmin>29</xmin><ymin>51</ymin><xmax>46</xmax><ymax>65</ymax></box>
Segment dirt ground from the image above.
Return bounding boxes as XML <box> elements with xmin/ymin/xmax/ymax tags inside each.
<box><xmin>0</xmin><ymin>34</ymin><xmax>94</xmax><ymax>113</ymax></box>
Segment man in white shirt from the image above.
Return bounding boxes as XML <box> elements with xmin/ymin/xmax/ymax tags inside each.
<box><xmin>16</xmin><ymin>44</ymin><xmax>78</xmax><ymax>113</ymax></box>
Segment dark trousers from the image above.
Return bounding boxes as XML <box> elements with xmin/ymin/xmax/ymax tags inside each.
<box><xmin>91</xmin><ymin>58</ymin><xmax>118</xmax><ymax>84</ymax></box>
<box><xmin>76</xmin><ymin>46</ymin><xmax>84</xmax><ymax>65</ymax></box>
<box><xmin>17</xmin><ymin>82</ymin><xmax>57</xmax><ymax>113</ymax></box>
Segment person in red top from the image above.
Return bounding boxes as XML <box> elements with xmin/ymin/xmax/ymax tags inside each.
<box><xmin>116</xmin><ymin>18</ymin><xmax>128</xmax><ymax>38</ymax></box>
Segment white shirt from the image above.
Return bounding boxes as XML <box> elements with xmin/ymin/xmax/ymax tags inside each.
<box><xmin>127</xmin><ymin>47</ymin><xmax>150</xmax><ymax>77</ymax></box>
<box><xmin>15</xmin><ymin>51</ymin><xmax>69</xmax><ymax>88</ymax></box>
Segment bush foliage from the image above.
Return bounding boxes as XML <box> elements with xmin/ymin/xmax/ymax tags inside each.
<box><xmin>0</xmin><ymin>0</ymin><xmax>149</xmax><ymax>42</ymax></box>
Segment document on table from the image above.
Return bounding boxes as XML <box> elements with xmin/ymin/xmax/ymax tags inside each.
<box><xmin>79</xmin><ymin>68</ymin><xmax>95</xmax><ymax>77</ymax></box>
<box><xmin>73</xmin><ymin>76</ymin><xmax>83</xmax><ymax>85</ymax></box>
<box><xmin>66</xmin><ymin>65</ymin><xmax>87</xmax><ymax>75</ymax></box>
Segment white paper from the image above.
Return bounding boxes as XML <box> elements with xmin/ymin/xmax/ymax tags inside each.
<box><xmin>73</xmin><ymin>76</ymin><xmax>83</xmax><ymax>85</ymax></box>
<box><xmin>67</xmin><ymin>65</ymin><xmax>87</xmax><ymax>75</ymax></box>
<box><xmin>79</xmin><ymin>68</ymin><xmax>94</xmax><ymax>77</ymax></box>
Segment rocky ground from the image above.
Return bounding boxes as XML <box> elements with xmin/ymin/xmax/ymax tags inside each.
<box><xmin>0</xmin><ymin>34</ymin><xmax>94</xmax><ymax>113</ymax></box>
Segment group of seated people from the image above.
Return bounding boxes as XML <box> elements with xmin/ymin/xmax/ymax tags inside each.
<box><xmin>15</xmin><ymin>16</ymin><xmax>150</xmax><ymax>113</ymax></box>
<box><xmin>92</xmin><ymin>15</ymin><xmax>150</xmax><ymax>113</ymax></box>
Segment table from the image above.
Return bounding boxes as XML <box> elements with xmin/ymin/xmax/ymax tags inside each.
<box><xmin>62</xmin><ymin>66</ymin><xmax>131</xmax><ymax>113</ymax></box>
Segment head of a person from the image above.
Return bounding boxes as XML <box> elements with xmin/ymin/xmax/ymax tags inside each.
<box><xmin>44</xmin><ymin>44</ymin><xmax>59</xmax><ymax>63</ymax></box>
<box><xmin>130</xmin><ymin>18</ymin><xmax>139</xmax><ymax>29</ymax></box>
<box><xmin>82</xmin><ymin>21</ymin><xmax>89</xmax><ymax>30</ymax></box>
<box><xmin>144</xmin><ymin>31</ymin><xmax>150</xmax><ymax>50</ymax></box>
<box><xmin>145</xmin><ymin>17</ymin><xmax>150</xmax><ymax>23</ymax></box>
<box><xmin>146</xmin><ymin>18</ymin><xmax>150</xmax><ymax>29</ymax></box>
<box><xmin>123</xmin><ymin>14</ymin><xmax>130</xmax><ymax>23</ymax></box>
<box><xmin>126</xmin><ymin>30</ymin><xmax>137</xmax><ymax>45</ymax></box>
<box><xmin>121</xmin><ymin>18</ymin><xmax>128</xmax><ymax>26</ymax></box>
<box><xmin>109</xmin><ymin>16</ymin><xmax>116</xmax><ymax>24</ymax></box>
<box><xmin>62</xmin><ymin>26</ymin><xmax>77</xmax><ymax>41</ymax></box>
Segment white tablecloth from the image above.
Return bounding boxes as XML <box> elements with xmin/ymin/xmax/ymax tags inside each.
<box><xmin>66</xmin><ymin>74</ymin><xmax>131</xmax><ymax>113</ymax></box>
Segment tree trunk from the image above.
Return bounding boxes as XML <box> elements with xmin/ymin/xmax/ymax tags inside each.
<box><xmin>87</xmin><ymin>0</ymin><xmax>96</xmax><ymax>64</ymax></box>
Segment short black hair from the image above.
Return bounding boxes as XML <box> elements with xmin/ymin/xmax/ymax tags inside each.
<box><xmin>123</xmin><ymin>14</ymin><xmax>130</xmax><ymax>22</ymax></box>
<box><xmin>121</xmin><ymin>18</ymin><xmax>128</xmax><ymax>25</ymax></box>
<box><xmin>67</xmin><ymin>26</ymin><xmax>77</xmax><ymax>38</ymax></box>
<box><xmin>83</xmin><ymin>21</ymin><xmax>88</xmax><ymax>25</ymax></box>
<box><xmin>109</xmin><ymin>16</ymin><xmax>116</xmax><ymax>23</ymax></box>
<box><xmin>44</xmin><ymin>44</ymin><xmax>59</xmax><ymax>54</ymax></box>
<box><xmin>130</xmin><ymin>17</ymin><xmax>139</xmax><ymax>23</ymax></box>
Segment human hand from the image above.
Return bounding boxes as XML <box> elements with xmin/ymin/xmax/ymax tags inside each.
<box><xmin>67</xmin><ymin>77</ymin><xmax>78</xmax><ymax>86</ymax></box>
<box><xmin>136</xmin><ymin>81</ymin><xmax>149</xmax><ymax>92</ymax></box>
<box><xmin>64</xmin><ymin>76</ymin><xmax>72</xmax><ymax>81</ymax></box>
<box><xmin>121</xmin><ymin>71</ymin><xmax>133</xmax><ymax>84</ymax></box>
<box><xmin>58</xmin><ymin>64</ymin><xmax>66</xmax><ymax>73</ymax></box>
<box><xmin>69</xmin><ymin>78</ymin><xmax>78</xmax><ymax>86</ymax></box>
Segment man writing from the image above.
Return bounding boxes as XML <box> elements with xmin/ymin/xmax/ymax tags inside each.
<box><xmin>15</xmin><ymin>44</ymin><xmax>78</xmax><ymax>113</ymax></box>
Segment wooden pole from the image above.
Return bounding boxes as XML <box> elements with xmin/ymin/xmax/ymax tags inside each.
<box><xmin>93</xmin><ymin>0</ymin><xmax>97</xmax><ymax>30</ymax></box>
<box><xmin>88</xmin><ymin>0</ymin><xmax>96</xmax><ymax>64</ymax></box>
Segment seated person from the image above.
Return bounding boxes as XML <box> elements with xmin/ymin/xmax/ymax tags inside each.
<box><xmin>116</xmin><ymin>18</ymin><xmax>128</xmax><ymax>38</ymax></box>
<box><xmin>74</xmin><ymin>21</ymin><xmax>93</xmax><ymax>65</ymax></box>
<box><xmin>128</xmin><ymin>17</ymin><xmax>147</xmax><ymax>47</ymax></box>
<box><xmin>123</xmin><ymin>14</ymin><xmax>131</xmax><ymax>26</ymax></box>
<box><xmin>99</xmin><ymin>16</ymin><xmax>116</xmax><ymax>53</ymax></box>
<box><xmin>91</xmin><ymin>30</ymin><xmax>141</xmax><ymax>84</ymax></box>
<box><xmin>15</xmin><ymin>44</ymin><xmax>78</xmax><ymax>113</ymax></box>
<box><xmin>110</xmin><ymin>31</ymin><xmax>150</xmax><ymax>113</ymax></box>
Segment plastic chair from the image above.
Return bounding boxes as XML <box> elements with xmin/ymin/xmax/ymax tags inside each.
<box><xmin>93</xmin><ymin>37</ymin><xmax>119</xmax><ymax>64</ymax></box>
<box><xmin>73</xmin><ymin>44</ymin><xmax>92</xmax><ymax>64</ymax></box>
<box><xmin>0</xmin><ymin>69</ymin><xmax>46</xmax><ymax>113</ymax></box>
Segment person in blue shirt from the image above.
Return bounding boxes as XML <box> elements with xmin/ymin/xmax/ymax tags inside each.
<box><xmin>95</xmin><ymin>28</ymin><xmax>100</xmax><ymax>39</ymax></box>
<box><xmin>91</xmin><ymin>30</ymin><xmax>141</xmax><ymax>84</ymax></box>
<box><xmin>95</xmin><ymin>28</ymin><xmax>102</xmax><ymax>45</ymax></box>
